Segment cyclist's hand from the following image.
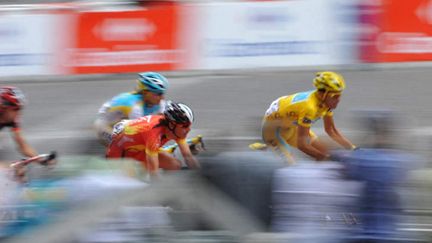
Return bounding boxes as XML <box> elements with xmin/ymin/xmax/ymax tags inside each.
<box><xmin>42</xmin><ymin>158</ymin><xmax>57</xmax><ymax>169</ymax></box>
<box><xmin>39</xmin><ymin>151</ymin><xmax>57</xmax><ymax>169</ymax></box>
<box><xmin>13</xmin><ymin>164</ymin><xmax>27</xmax><ymax>184</ymax></box>
<box><xmin>316</xmin><ymin>154</ymin><xmax>331</xmax><ymax>161</ymax></box>
<box><xmin>328</xmin><ymin>148</ymin><xmax>359</xmax><ymax>162</ymax></box>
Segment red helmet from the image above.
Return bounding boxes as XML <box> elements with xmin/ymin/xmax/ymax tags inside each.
<box><xmin>0</xmin><ymin>86</ymin><xmax>26</xmax><ymax>108</ymax></box>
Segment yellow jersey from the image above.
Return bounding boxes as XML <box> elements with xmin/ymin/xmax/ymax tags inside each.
<box><xmin>264</xmin><ymin>90</ymin><xmax>333</xmax><ymax>128</ymax></box>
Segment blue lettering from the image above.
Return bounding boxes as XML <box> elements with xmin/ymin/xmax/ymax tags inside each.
<box><xmin>208</xmin><ymin>41</ymin><xmax>320</xmax><ymax>57</ymax></box>
<box><xmin>0</xmin><ymin>54</ymin><xmax>45</xmax><ymax>66</ymax></box>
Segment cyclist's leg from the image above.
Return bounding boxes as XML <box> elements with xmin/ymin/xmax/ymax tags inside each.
<box><xmin>106</xmin><ymin>142</ymin><xmax>122</xmax><ymax>158</ymax></box>
<box><xmin>106</xmin><ymin>132</ymin><xmax>140</xmax><ymax>162</ymax></box>
<box><xmin>276</xmin><ymin>127</ymin><xmax>297</xmax><ymax>164</ymax></box>
<box><xmin>309</xmin><ymin>131</ymin><xmax>329</xmax><ymax>158</ymax></box>
<box><xmin>94</xmin><ymin>119</ymin><xmax>113</xmax><ymax>147</ymax></box>
<box><xmin>158</xmin><ymin>151</ymin><xmax>182</xmax><ymax>170</ymax></box>
<box><xmin>263</xmin><ymin>126</ymin><xmax>296</xmax><ymax>165</ymax></box>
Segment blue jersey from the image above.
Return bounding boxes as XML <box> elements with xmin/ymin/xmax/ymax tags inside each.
<box><xmin>97</xmin><ymin>92</ymin><xmax>165</xmax><ymax>126</ymax></box>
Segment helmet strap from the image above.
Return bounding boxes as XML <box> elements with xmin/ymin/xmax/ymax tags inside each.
<box><xmin>316</xmin><ymin>90</ymin><xmax>328</xmax><ymax>101</ymax></box>
<box><xmin>316</xmin><ymin>90</ymin><xmax>330</xmax><ymax>108</ymax></box>
<box><xmin>322</xmin><ymin>90</ymin><xmax>329</xmax><ymax>100</ymax></box>
<box><xmin>167</xmin><ymin>121</ymin><xmax>182</xmax><ymax>139</ymax></box>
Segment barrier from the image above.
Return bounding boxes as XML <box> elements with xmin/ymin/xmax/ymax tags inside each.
<box><xmin>5</xmin><ymin>1</ymin><xmax>429</xmax><ymax>76</ymax></box>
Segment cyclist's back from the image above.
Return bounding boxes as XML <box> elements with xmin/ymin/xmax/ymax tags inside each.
<box><xmin>264</xmin><ymin>90</ymin><xmax>332</xmax><ymax>129</ymax></box>
<box><xmin>108</xmin><ymin>115</ymin><xmax>177</xmax><ymax>157</ymax></box>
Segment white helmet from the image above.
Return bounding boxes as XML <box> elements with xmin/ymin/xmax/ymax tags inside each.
<box><xmin>163</xmin><ymin>101</ymin><xmax>194</xmax><ymax>124</ymax></box>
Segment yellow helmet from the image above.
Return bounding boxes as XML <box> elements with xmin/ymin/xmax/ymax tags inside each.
<box><xmin>313</xmin><ymin>71</ymin><xmax>346</xmax><ymax>93</ymax></box>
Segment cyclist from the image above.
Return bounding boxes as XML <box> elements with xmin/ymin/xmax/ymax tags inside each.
<box><xmin>94</xmin><ymin>72</ymin><xmax>169</xmax><ymax>146</ymax></box>
<box><xmin>0</xmin><ymin>86</ymin><xmax>37</xmax><ymax>158</ymax></box>
<box><xmin>0</xmin><ymin>86</ymin><xmax>44</xmax><ymax>182</ymax></box>
<box><xmin>250</xmin><ymin>71</ymin><xmax>356</xmax><ymax>164</ymax></box>
<box><xmin>106</xmin><ymin>101</ymin><xmax>200</xmax><ymax>178</ymax></box>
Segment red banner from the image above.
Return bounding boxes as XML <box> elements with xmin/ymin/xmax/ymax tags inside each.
<box><xmin>67</xmin><ymin>4</ymin><xmax>182</xmax><ymax>74</ymax></box>
<box><xmin>360</xmin><ymin>0</ymin><xmax>432</xmax><ymax>62</ymax></box>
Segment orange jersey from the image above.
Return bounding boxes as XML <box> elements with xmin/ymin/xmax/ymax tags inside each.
<box><xmin>107</xmin><ymin>115</ymin><xmax>184</xmax><ymax>159</ymax></box>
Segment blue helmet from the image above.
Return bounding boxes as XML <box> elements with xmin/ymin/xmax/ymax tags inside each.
<box><xmin>136</xmin><ymin>72</ymin><xmax>169</xmax><ymax>94</ymax></box>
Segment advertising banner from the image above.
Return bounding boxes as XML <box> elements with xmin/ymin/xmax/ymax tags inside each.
<box><xmin>189</xmin><ymin>0</ymin><xmax>351</xmax><ymax>69</ymax></box>
<box><xmin>360</xmin><ymin>0</ymin><xmax>432</xmax><ymax>62</ymax></box>
<box><xmin>0</xmin><ymin>13</ymin><xmax>61</xmax><ymax>76</ymax></box>
<box><xmin>66</xmin><ymin>4</ymin><xmax>182</xmax><ymax>74</ymax></box>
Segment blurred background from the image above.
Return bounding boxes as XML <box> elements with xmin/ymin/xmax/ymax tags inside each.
<box><xmin>0</xmin><ymin>0</ymin><xmax>432</xmax><ymax>242</ymax></box>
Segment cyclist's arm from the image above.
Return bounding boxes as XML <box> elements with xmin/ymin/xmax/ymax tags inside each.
<box><xmin>323</xmin><ymin>115</ymin><xmax>356</xmax><ymax>150</ymax></box>
<box><xmin>94</xmin><ymin>118</ymin><xmax>116</xmax><ymax>146</ymax></box>
<box><xmin>95</xmin><ymin>102</ymin><xmax>130</xmax><ymax>145</ymax></box>
<box><xmin>145</xmin><ymin>152</ymin><xmax>160</xmax><ymax>178</ymax></box>
<box><xmin>297</xmin><ymin>125</ymin><xmax>329</xmax><ymax>161</ymax></box>
<box><xmin>177</xmin><ymin>141</ymin><xmax>200</xmax><ymax>169</ymax></box>
<box><xmin>95</xmin><ymin>118</ymin><xmax>114</xmax><ymax>133</ymax></box>
<box><xmin>11</xmin><ymin>129</ymin><xmax>37</xmax><ymax>157</ymax></box>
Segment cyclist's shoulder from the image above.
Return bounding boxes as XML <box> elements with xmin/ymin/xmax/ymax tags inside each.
<box><xmin>127</xmin><ymin>116</ymin><xmax>165</xmax><ymax>141</ymax></box>
<box><xmin>140</xmin><ymin>100</ymin><xmax>165</xmax><ymax>116</ymax></box>
<box><xmin>278</xmin><ymin>90</ymin><xmax>314</xmax><ymax>109</ymax></box>
<box><xmin>291</xmin><ymin>90</ymin><xmax>316</xmax><ymax>102</ymax></box>
<box><xmin>149</xmin><ymin>114</ymin><xmax>165</xmax><ymax>123</ymax></box>
<box><xmin>110</xmin><ymin>92</ymin><xmax>141</xmax><ymax>106</ymax></box>
<box><xmin>130</xmin><ymin>114</ymin><xmax>164</xmax><ymax>125</ymax></box>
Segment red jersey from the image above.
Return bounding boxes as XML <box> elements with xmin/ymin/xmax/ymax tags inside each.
<box><xmin>0</xmin><ymin>113</ymin><xmax>20</xmax><ymax>132</ymax></box>
<box><xmin>108</xmin><ymin>115</ymin><xmax>184</xmax><ymax>158</ymax></box>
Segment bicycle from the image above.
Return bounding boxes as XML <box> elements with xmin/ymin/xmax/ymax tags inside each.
<box><xmin>0</xmin><ymin>151</ymin><xmax>149</xmax><ymax>239</ymax></box>
<box><xmin>0</xmin><ymin>152</ymin><xmax>57</xmax><ymax>237</ymax></box>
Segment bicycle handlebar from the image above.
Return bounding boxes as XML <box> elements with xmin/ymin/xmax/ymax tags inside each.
<box><xmin>10</xmin><ymin>151</ymin><xmax>57</xmax><ymax>168</ymax></box>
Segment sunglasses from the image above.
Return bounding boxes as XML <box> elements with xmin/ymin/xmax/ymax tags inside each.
<box><xmin>3</xmin><ymin>103</ymin><xmax>20</xmax><ymax>111</ymax></box>
<box><xmin>328</xmin><ymin>92</ymin><xmax>341</xmax><ymax>98</ymax></box>
<box><xmin>151</xmin><ymin>91</ymin><xmax>164</xmax><ymax>96</ymax></box>
<box><xmin>179</xmin><ymin>123</ymin><xmax>191</xmax><ymax>128</ymax></box>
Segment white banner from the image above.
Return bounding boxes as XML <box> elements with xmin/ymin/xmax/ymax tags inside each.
<box><xmin>190</xmin><ymin>0</ymin><xmax>354</xmax><ymax>69</ymax></box>
<box><xmin>0</xmin><ymin>13</ymin><xmax>62</xmax><ymax>76</ymax></box>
